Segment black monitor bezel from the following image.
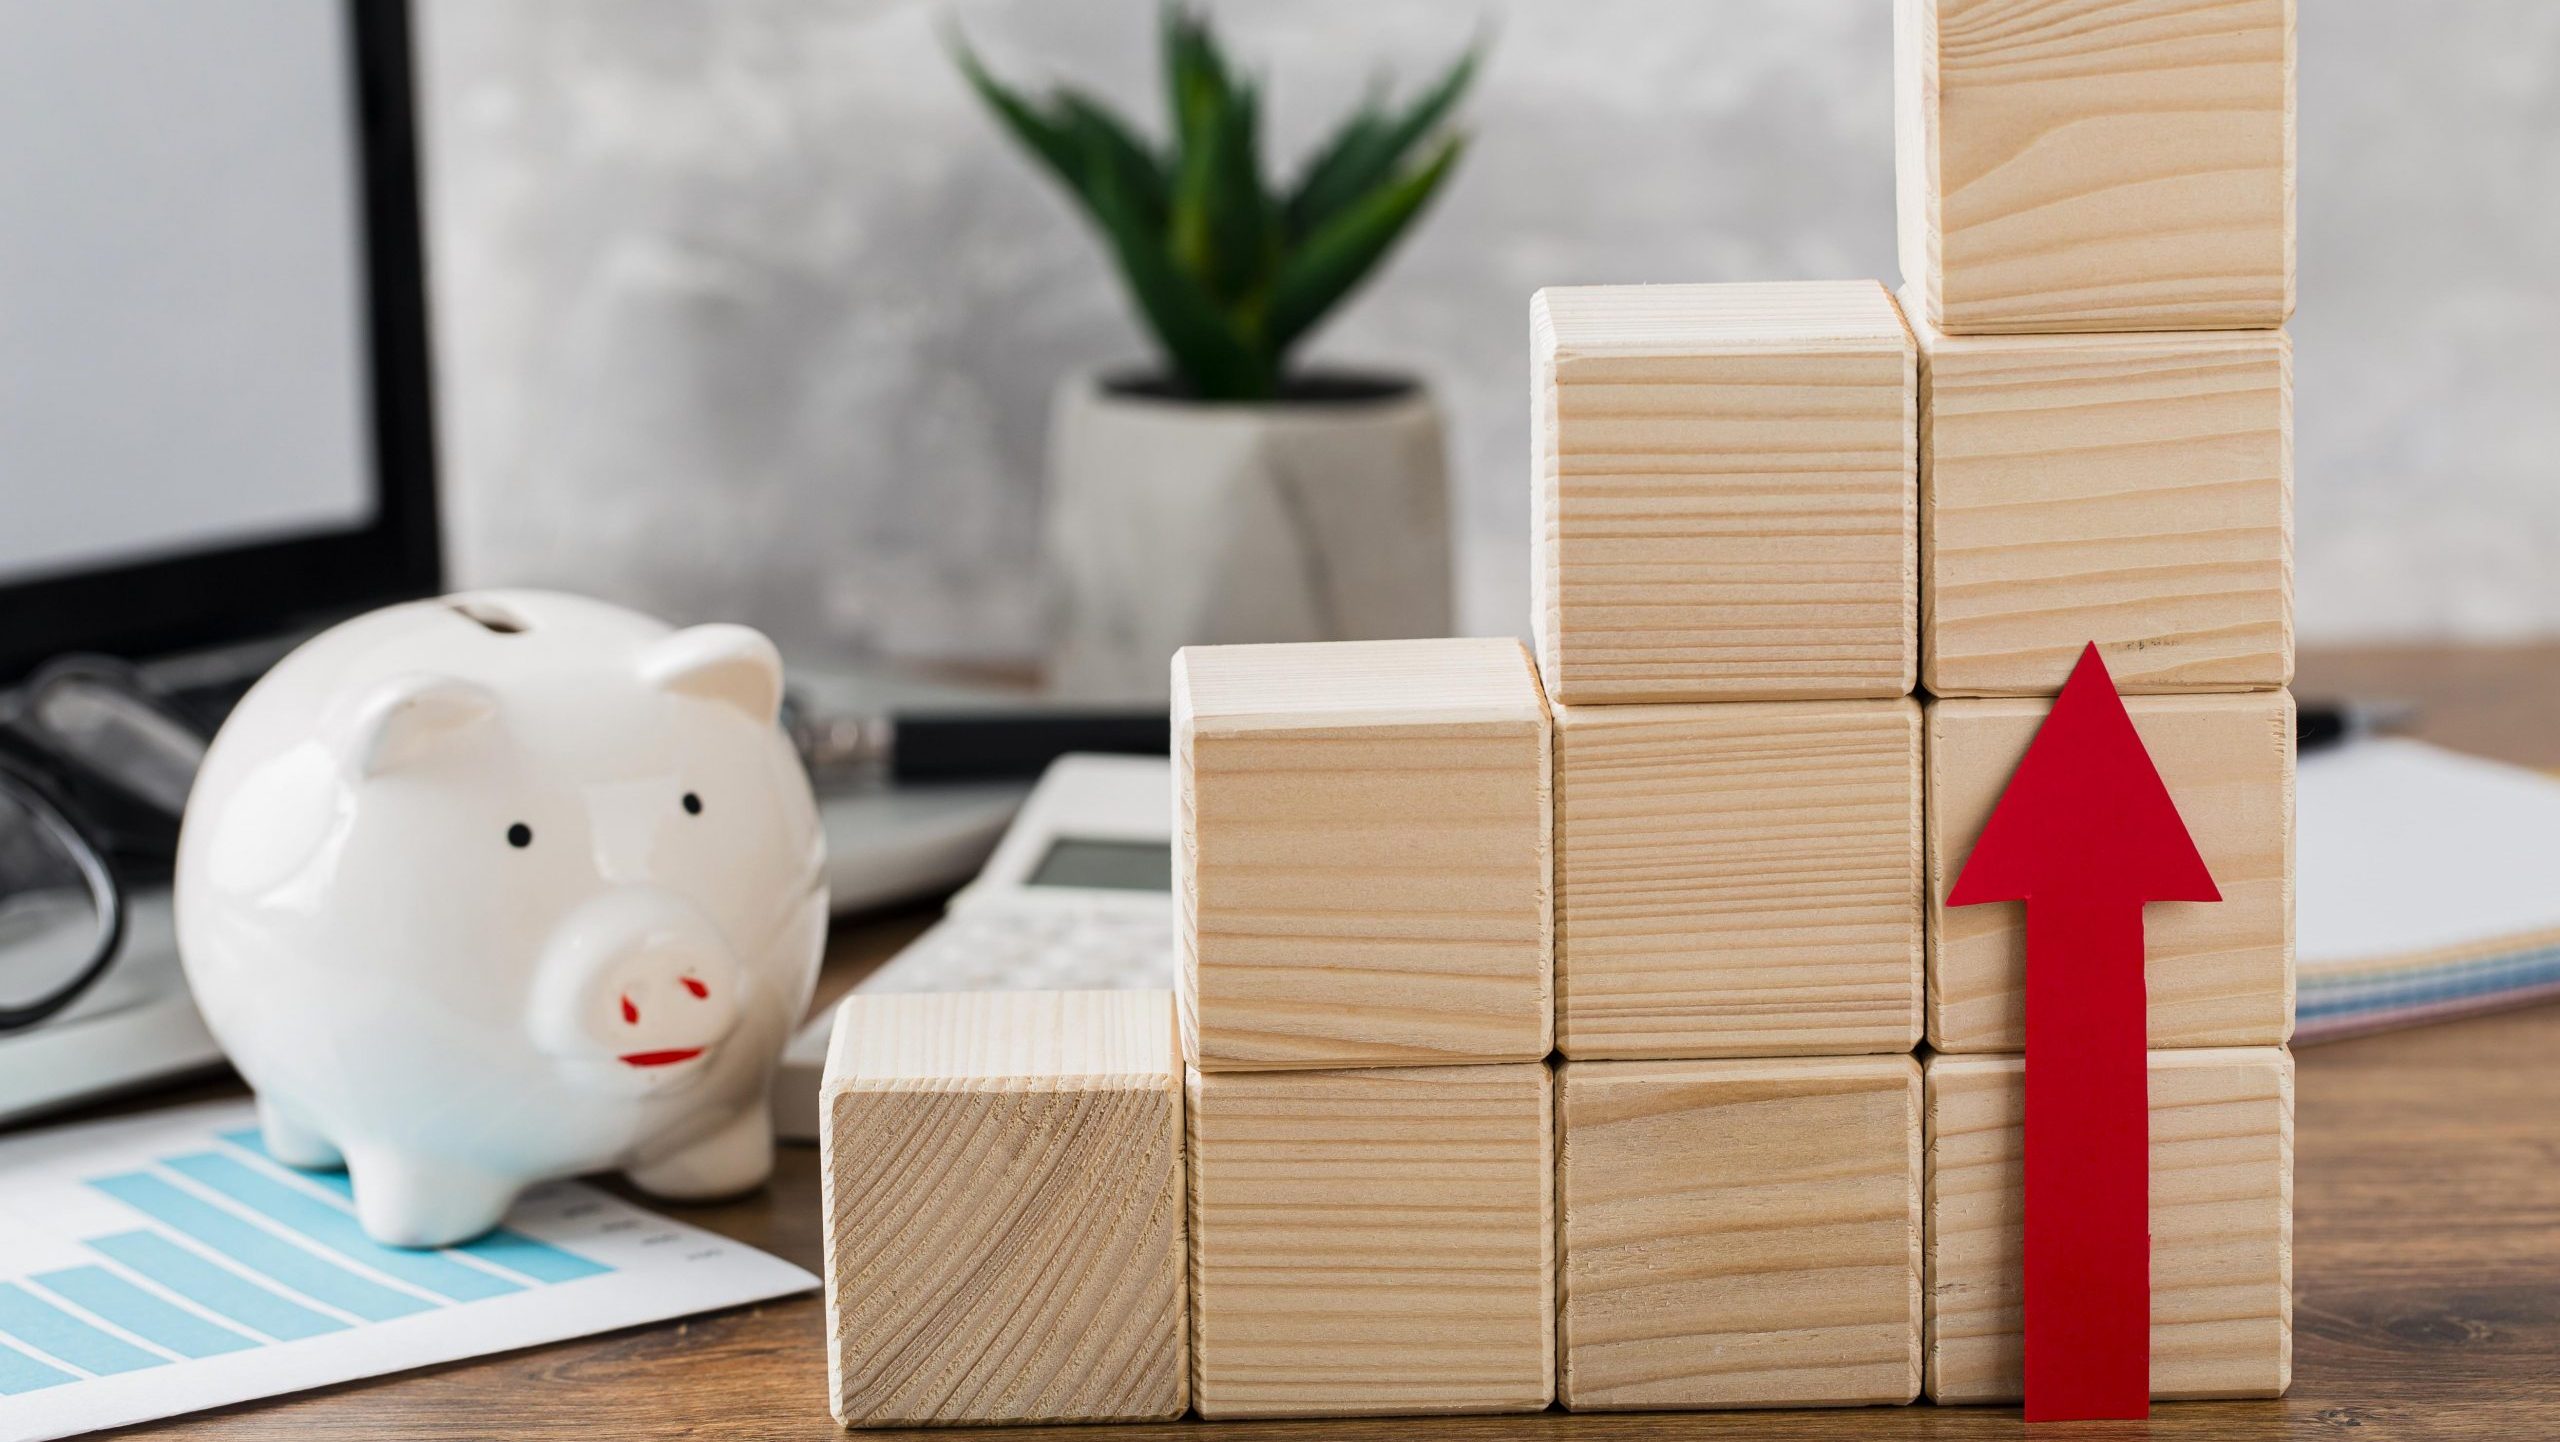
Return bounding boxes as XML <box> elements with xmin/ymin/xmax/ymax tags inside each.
<box><xmin>0</xmin><ymin>0</ymin><xmax>442</xmax><ymax>683</ymax></box>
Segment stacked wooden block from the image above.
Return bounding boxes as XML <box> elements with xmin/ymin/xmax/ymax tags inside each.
<box><xmin>1534</xmin><ymin>279</ymin><xmax>1930</xmax><ymax>1411</ymax></box>
<box><xmin>1899</xmin><ymin>0</ymin><xmax>2298</xmax><ymax>1405</ymax></box>
<box><xmin>1176</xmin><ymin>637</ymin><xmax>1557</xmax><ymax>1418</ymax></box>
<box><xmin>817</xmin><ymin>991</ymin><xmax>1189</xmax><ymax>1426</ymax></box>
<box><xmin>816</xmin><ymin>0</ymin><xmax>2300</xmax><ymax>1424</ymax></box>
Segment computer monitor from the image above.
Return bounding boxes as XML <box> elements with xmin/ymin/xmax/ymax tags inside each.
<box><xmin>0</xmin><ymin>0</ymin><xmax>440</xmax><ymax>683</ymax></box>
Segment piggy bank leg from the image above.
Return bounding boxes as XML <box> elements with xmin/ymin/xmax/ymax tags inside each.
<box><xmin>255</xmin><ymin>1096</ymin><xmax>342</xmax><ymax>1171</ymax></box>
<box><xmin>624</xmin><ymin>1102</ymin><xmax>772</xmax><ymax>1201</ymax></box>
<box><xmin>344</xmin><ymin>1147</ymin><xmax>523</xmax><ymax>1249</ymax></box>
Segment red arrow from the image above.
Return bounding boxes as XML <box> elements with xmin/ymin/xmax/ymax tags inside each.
<box><xmin>1948</xmin><ymin>644</ymin><xmax>2219</xmax><ymax>1422</ymax></box>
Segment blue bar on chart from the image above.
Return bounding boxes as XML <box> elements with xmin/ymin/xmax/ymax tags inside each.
<box><xmin>217</xmin><ymin>1130</ymin><xmax>354</xmax><ymax>1198</ymax></box>
<box><xmin>0</xmin><ymin>1282</ymin><xmax>163</xmax><ymax>1378</ymax></box>
<box><xmin>86</xmin><ymin>1231</ymin><xmax>347</xmax><ymax>1343</ymax></box>
<box><xmin>0</xmin><ymin>1340</ymin><xmax>75</xmax><ymax>1396</ymax></box>
<box><xmin>452</xmin><ymin>1229</ymin><xmax>611</xmax><ymax>1285</ymax></box>
<box><xmin>214</xmin><ymin>1128</ymin><xmax>609</xmax><ymax>1284</ymax></box>
<box><xmin>86</xmin><ymin>1173</ymin><xmax>435</xmax><ymax>1323</ymax></box>
<box><xmin>33</xmin><ymin>1267</ymin><xmax>257</xmax><ymax>1360</ymax></box>
<box><xmin>161</xmin><ymin>1154</ymin><xmax>523</xmax><ymax>1303</ymax></box>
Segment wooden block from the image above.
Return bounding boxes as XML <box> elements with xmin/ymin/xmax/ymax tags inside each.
<box><xmin>819</xmin><ymin>990</ymin><xmax>1186</xmax><ymax>1428</ymax></box>
<box><xmin>1531</xmin><ymin>282</ymin><xmax>1918</xmax><ymax>704</ymax></box>
<box><xmin>1174</xmin><ymin>637</ymin><xmax>1551</xmax><ymax>1070</ymax></box>
<box><xmin>1557</xmin><ymin>1056</ymin><xmax>1923</xmax><ymax>1411</ymax></box>
<box><xmin>1917</xmin><ymin>311</ymin><xmax>2293</xmax><ymax>696</ymax></box>
<box><xmin>1927</xmin><ymin>691</ymin><xmax>2294</xmax><ymax>1051</ymax></box>
<box><xmin>1924</xmin><ymin>1048</ymin><xmax>2294</xmax><ymax>1402</ymax></box>
<box><xmin>1188</xmin><ymin>1062</ymin><xmax>1553</xmax><ymax>1419</ymax></box>
<box><xmin>1554</xmin><ymin>697</ymin><xmax>1923</xmax><ymax>1058</ymax></box>
<box><xmin>1896</xmin><ymin>0</ymin><xmax>2296</xmax><ymax>334</ymax></box>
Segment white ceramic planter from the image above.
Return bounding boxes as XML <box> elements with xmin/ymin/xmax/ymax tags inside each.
<box><xmin>1042</xmin><ymin>370</ymin><xmax>1454</xmax><ymax>700</ymax></box>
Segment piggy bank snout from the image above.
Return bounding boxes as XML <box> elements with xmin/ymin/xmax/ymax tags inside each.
<box><xmin>527</xmin><ymin>892</ymin><xmax>743</xmax><ymax>1069</ymax></box>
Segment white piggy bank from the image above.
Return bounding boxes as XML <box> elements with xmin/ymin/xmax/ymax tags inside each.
<box><xmin>175</xmin><ymin>590</ymin><xmax>826</xmax><ymax>1247</ymax></box>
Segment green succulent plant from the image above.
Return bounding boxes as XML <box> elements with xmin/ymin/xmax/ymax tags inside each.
<box><xmin>954</xmin><ymin>6</ymin><xmax>1478</xmax><ymax>402</ymax></box>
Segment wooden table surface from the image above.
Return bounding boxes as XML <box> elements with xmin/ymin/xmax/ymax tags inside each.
<box><xmin>62</xmin><ymin>644</ymin><xmax>2560</xmax><ymax>1439</ymax></box>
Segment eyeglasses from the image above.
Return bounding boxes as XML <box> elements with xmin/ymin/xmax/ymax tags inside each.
<box><xmin>0</xmin><ymin>657</ymin><xmax>207</xmax><ymax>1032</ymax></box>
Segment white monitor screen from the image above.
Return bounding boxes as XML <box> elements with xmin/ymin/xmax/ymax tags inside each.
<box><xmin>0</xmin><ymin>0</ymin><xmax>375</xmax><ymax>584</ymax></box>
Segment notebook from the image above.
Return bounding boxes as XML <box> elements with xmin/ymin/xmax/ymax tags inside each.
<box><xmin>2297</xmin><ymin>737</ymin><xmax>2560</xmax><ymax>1041</ymax></box>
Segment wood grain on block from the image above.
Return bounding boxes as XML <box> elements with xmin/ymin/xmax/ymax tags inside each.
<box><xmin>819</xmin><ymin>990</ymin><xmax>1186</xmax><ymax>1428</ymax></box>
<box><xmin>1174</xmin><ymin>638</ymin><xmax>1551</xmax><ymax>1070</ymax></box>
<box><xmin>1895</xmin><ymin>0</ymin><xmax>2296</xmax><ymax>334</ymax></box>
<box><xmin>1553</xmin><ymin>698</ymin><xmax>1923</xmax><ymax>1058</ymax></box>
<box><xmin>1557</xmin><ymin>1056</ymin><xmax>1923</xmax><ymax>1411</ymax></box>
<box><xmin>1531</xmin><ymin>282</ymin><xmax>1918</xmax><ymax>704</ymax></box>
<box><xmin>1916</xmin><ymin>312</ymin><xmax>2293</xmax><ymax>696</ymax></box>
<box><xmin>1927</xmin><ymin>691</ymin><xmax>2294</xmax><ymax>1051</ymax></box>
<box><xmin>1188</xmin><ymin>1062</ymin><xmax>1553</xmax><ymax>1419</ymax></box>
<box><xmin>1924</xmin><ymin>1048</ymin><xmax>2294</xmax><ymax>1403</ymax></box>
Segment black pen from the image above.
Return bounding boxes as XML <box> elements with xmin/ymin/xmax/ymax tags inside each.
<box><xmin>781</xmin><ymin>695</ymin><xmax>1168</xmax><ymax>787</ymax></box>
<box><xmin>2295</xmin><ymin>698</ymin><xmax>2417</xmax><ymax>754</ymax></box>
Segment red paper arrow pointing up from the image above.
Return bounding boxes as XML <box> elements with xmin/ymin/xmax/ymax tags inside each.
<box><xmin>1948</xmin><ymin>644</ymin><xmax>2219</xmax><ymax>1423</ymax></box>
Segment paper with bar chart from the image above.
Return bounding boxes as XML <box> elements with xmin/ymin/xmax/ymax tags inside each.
<box><xmin>0</xmin><ymin>1100</ymin><xmax>816</xmax><ymax>1441</ymax></box>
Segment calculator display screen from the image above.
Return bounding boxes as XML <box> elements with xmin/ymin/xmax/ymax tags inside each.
<box><xmin>1024</xmin><ymin>838</ymin><xmax>1173</xmax><ymax>892</ymax></box>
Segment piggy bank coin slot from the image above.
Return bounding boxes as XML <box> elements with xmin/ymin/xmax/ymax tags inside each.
<box><xmin>449</xmin><ymin>599</ymin><xmax>528</xmax><ymax>634</ymax></box>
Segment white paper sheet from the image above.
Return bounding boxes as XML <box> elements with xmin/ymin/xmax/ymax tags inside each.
<box><xmin>0</xmin><ymin>1100</ymin><xmax>816</xmax><ymax>1441</ymax></box>
<box><xmin>2298</xmin><ymin>737</ymin><xmax>2560</xmax><ymax>968</ymax></box>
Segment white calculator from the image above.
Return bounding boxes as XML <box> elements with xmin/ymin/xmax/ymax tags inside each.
<box><xmin>771</xmin><ymin>753</ymin><xmax>1175</xmax><ymax>1140</ymax></box>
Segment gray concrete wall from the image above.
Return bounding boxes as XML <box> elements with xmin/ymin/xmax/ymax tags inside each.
<box><xmin>419</xmin><ymin>0</ymin><xmax>2560</xmax><ymax>663</ymax></box>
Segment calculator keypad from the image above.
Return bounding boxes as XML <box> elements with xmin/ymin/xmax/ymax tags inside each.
<box><xmin>854</xmin><ymin>905</ymin><xmax>1175</xmax><ymax>995</ymax></box>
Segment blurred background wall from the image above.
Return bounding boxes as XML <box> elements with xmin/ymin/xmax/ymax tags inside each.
<box><xmin>417</xmin><ymin>0</ymin><xmax>2560</xmax><ymax>668</ymax></box>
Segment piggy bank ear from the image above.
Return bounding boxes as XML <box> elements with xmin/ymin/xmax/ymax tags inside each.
<box><xmin>337</xmin><ymin>673</ymin><xmax>499</xmax><ymax>777</ymax></box>
<box><xmin>642</xmin><ymin>624</ymin><xmax>783</xmax><ymax>724</ymax></box>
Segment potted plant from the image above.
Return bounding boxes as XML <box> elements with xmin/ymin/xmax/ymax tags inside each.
<box><xmin>956</xmin><ymin>7</ymin><xmax>1477</xmax><ymax>698</ymax></box>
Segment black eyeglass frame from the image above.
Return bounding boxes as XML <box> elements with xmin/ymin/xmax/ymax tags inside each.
<box><xmin>0</xmin><ymin>656</ymin><xmax>212</xmax><ymax>1032</ymax></box>
<box><xmin>0</xmin><ymin>747</ymin><xmax>128</xmax><ymax>1032</ymax></box>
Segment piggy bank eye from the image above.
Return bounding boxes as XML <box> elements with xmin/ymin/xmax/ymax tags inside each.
<box><xmin>681</xmin><ymin>791</ymin><xmax>703</xmax><ymax>816</ymax></box>
<box><xmin>507</xmin><ymin>822</ymin><xmax>533</xmax><ymax>849</ymax></box>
